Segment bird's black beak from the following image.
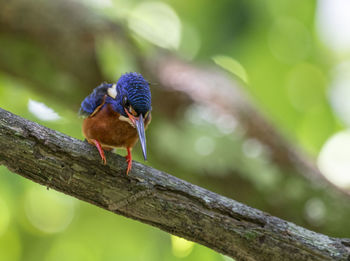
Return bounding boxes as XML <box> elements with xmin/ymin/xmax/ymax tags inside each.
<box><xmin>134</xmin><ymin>114</ymin><xmax>147</xmax><ymax>161</ymax></box>
<box><xmin>124</xmin><ymin>108</ymin><xmax>147</xmax><ymax>161</ymax></box>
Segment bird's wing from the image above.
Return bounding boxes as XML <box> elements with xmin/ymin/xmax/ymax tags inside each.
<box><xmin>78</xmin><ymin>83</ymin><xmax>112</xmax><ymax>118</ymax></box>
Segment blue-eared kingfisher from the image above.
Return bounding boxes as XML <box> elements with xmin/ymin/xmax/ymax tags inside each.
<box><xmin>79</xmin><ymin>72</ymin><xmax>152</xmax><ymax>174</ymax></box>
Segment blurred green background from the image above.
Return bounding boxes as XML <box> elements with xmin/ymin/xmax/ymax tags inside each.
<box><xmin>1</xmin><ymin>0</ymin><xmax>350</xmax><ymax>260</ymax></box>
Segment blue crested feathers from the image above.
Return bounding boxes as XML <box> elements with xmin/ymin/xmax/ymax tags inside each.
<box><xmin>117</xmin><ymin>72</ymin><xmax>151</xmax><ymax>116</ymax></box>
<box><xmin>79</xmin><ymin>73</ymin><xmax>151</xmax><ymax>118</ymax></box>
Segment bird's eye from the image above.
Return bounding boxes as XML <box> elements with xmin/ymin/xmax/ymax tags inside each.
<box><xmin>122</xmin><ymin>96</ymin><xmax>129</xmax><ymax>107</ymax></box>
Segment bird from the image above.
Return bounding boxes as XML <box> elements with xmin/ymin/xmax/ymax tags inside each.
<box><xmin>79</xmin><ymin>72</ymin><xmax>152</xmax><ymax>174</ymax></box>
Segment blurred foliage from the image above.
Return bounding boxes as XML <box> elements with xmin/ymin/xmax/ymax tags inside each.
<box><xmin>0</xmin><ymin>0</ymin><xmax>350</xmax><ymax>260</ymax></box>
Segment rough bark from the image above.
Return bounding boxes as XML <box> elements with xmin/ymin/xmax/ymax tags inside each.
<box><xmin>0</xmin><ymin>108</ymin><xmax>349</xmax><ymax>261</ymax></box>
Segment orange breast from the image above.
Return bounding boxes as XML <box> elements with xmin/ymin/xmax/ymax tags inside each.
<box><xmin>82</xmin><ymin>105</ymin><xmax>139</xmax><ymax>149</ymax></box>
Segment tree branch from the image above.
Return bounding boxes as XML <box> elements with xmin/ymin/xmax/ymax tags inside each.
<box><xmin>0</xmin><ymin>107</ymin><xmax>349</xmax><ymax>261</ymax></box>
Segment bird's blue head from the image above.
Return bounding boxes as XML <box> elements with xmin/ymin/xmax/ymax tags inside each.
<box><xmin>105</xmin><ymin>72</ymin><xmax>151</xmax><ymax>160</ymax></box>
<box><xmin>105</xmin><ymin>73</ymin><xmax>151</xmax><ymax>117</ymax></box>
<box><xmin>117</xmin><ymin>72</ymin><xmax>151</xmax><ymax>117</ymax></box>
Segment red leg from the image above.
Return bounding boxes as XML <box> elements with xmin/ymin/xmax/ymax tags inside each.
<box><xmin>125</xmin><ymin>147</ymin><xmax>132</xmax><ymax>175</ymax></box>
<box><xmin>91</xmin><ymin>139</ymin><xmax>106</xmax><ymax>165</ymax></box>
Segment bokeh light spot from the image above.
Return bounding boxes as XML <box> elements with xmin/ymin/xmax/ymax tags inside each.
<box><xmin>186</xmin><ymin>104</ymin><xmax>216</xmax><ymax>126</ymax></box>
<box><xmin>24</xmin><ymin>186</ymin><xmax>75</xmax><ymax>234</ymax></box>
<box><xmin>128</xmin><ymin>2</ymin><xmax>181</xmax><ymax>50</ymax></box>
<box><xmin>242</xmin><ymin>139</ymin><xmax>263</xmax><ymax>158</ymax></box>
<box><xmin>268</xmin><ymin>17</ymin><xmax>310</xmax><ymax>64</ymax></box>
<box><xmin>212</xmin><ymin>55</ymin><xmax>249</xmax><ymax>84</ymax></box>
<box><xmin>171</xmin><ymin>235</ymin><xmax>194</xmax><ymax>258</ymax></box>
<box><xmin>318</xmin><ymin>130</ymin><xmax>350</xmax><ymax>189</ymax></box>
<box><xmin>316</xmin><ymin>0</ymin><xmax>350</xmax><ymax>52</ymax></box>
<box><xmin>304</xmin><ymin>198</ymin><xmax>326</xmax><ymax>226</ymax></box>
<box><xmin>215</xmin><ymin>114</ymin><xmax>237</xmax><ymax>135</ymax></box>
<box><xmin>28</xmin><ymin>99</ymin><xmax>61</xmax><ymax>121</ymax></box>
<box><xmin>195</xmin><ymin>136</ymin><xmax>215</xmax><ymax>156</ymax></box>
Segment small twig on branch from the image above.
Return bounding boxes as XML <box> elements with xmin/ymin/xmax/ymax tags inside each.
<box><xmin>0</xmin><ymin>107</ymin><xmax>349</xmax><ymax>261</ymax></box>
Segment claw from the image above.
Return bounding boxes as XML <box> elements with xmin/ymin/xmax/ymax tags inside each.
<box><xmin>91</xmin><ymin>139</ymin><xmax>106</xmax><ymax>165</ymax></box>
<box><xmin>125</xmin><ymin>147</ymin><xmax>132</xmax><ymax>175</ymax></box>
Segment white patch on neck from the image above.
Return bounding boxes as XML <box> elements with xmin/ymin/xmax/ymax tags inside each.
<box><xmin>107</xmin><ymin>84</ymin><xmax>117</xmax><ymax>99</ymax></box>
<box><xmin>119</xmin><ymin>115</ymin><xmax>135</xmax><ymax>128</ymax></box>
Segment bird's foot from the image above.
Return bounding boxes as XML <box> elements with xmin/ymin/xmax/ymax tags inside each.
<box><xmin>91</xmin><ymin>139</ymin><xmax>107</xmax><ymax>165</ymax></box>
<box><xmin>125</xmin><ymin>147</ymin><xmax>132</xmax><ymax>175</ymax></box>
